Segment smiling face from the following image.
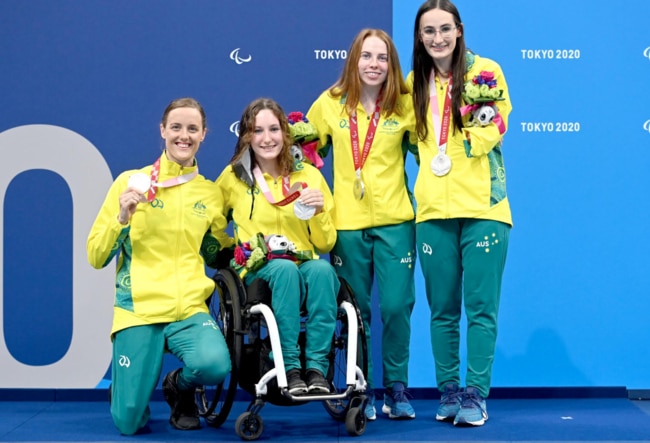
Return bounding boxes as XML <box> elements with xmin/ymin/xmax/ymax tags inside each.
<box><xmin>357</xmin><ymin>35</ymin><xmax>389</xmax><ymax>89</ymax></box>
<box><xmin>160</xmin><ymin>107</ymin><xmax>206</xmax><ymax>167</ymax></box>
<box><xmin>418</xmin><ymin>8</ymin><xmax>461</xmax><ymax>70</ymax></box>
<box><xmin>250</xmin><ymin>109</ymin><xmax>284</xmax><ymax>174</ymax></box>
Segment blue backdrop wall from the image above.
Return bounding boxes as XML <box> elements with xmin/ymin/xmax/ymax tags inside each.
<box><xmin>1</xmin><ymin>0</ymin><xmax>649</xmax><ymax>390</ymax></box>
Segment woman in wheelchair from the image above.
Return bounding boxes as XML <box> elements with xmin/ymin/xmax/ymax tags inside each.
<box><xmin>214</xmin><ymin>97</ymin><xmax>339</xmax><ymax>396</ymax></box>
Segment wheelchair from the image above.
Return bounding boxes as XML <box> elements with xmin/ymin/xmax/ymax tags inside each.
<box><xmin>195</xmin><ymin>265</ymin><xmax>369</xmax><ymax>440</ymax></box>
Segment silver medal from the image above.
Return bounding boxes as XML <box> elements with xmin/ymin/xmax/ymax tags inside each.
<box><xmin>128</xmin><ymin>173</ymin><xmax>151</xmax><ymax>200</ymax></box>
<box><xmin>294</xmin><ymin>200</ymin><xmax>316</xmax><ymax>220</ymax></box>
<box><xmin>128</xmin><ymin>173</ymin><xmax>151</xmax><ymax>193</ymax></box>
<box><xmin>430</xmin><ymin>153</ymin><xmax>452</xmax><ymax>176</ymax></box>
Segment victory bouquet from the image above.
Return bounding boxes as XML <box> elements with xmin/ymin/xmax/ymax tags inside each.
<box><xmin>232</xmin><ymin>233</ymin><xmax>313</xmax><ymax>276</ymax></box>
<box><xmin>287</xmin><ymin>112</ymin><xmax>323</xmax><ymax>169</ymax></box>
<box><xmin>461</xmin><ymin>71</ymin><xmax>505</xmax><ymax>133</ymax></box>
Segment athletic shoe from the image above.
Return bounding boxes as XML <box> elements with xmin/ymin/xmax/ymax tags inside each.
<box><xmin>162</xmin><ymin>369</ymin><xmax>201</xmax><ymax>430</ymax></box>
<box><xmin>306</xmin><ymin>369</ymin><xmax>330</xmax><ymax>394</ymax></box>
<box><xmin>286</xmin><ymin>369</ymin><xmax>308</xmax><ymax>395</ymax></box>
<box><xmin>381</xmin><ymin>382</ymin><xmax>416</xmax><ymax>419</ymax></box>
<box><xmin>453</xmin><ymin>386</ymin><xmax>488</xmax><ymax>426</ymax></box>
<box><xmin>436</xmin><ymin>383</ymin><xmax>462</xmax><ymax>421</ymax></box>
<box><xmin>364</xmin><ymin>390</ymin><xmax>376</xmax><ymax>421</ymax></box>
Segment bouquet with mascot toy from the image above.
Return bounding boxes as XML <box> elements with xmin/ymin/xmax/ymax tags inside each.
<box><xmin>461</xmin><ymin>70</ymin><xmax>506</xmax><ymax>134</ymax></box>
<box><xmin>232</xmin><ymin>233</ymin><xmax>313</xmax><ymax>277</ymax></box>
<box><xmin>286</xmin><ymin>111</ymin><xmax>323</xmax><ymax>169</ymax></box>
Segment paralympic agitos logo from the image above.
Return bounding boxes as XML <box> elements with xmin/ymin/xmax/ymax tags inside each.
<box><xmin>230</xmin><ymin>48</ymin><xmax>252</xmax><ymax>64</ymax></box>
<box><xmin>644</xmin><ymin>120</ymin><xmax>650</xmax><ymax>134</ymax></box>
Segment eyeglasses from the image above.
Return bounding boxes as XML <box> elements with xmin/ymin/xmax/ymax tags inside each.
<box><xmin>420</xmin><ymin>25</ymin><xmax>457</xmax><ymax>41</ymax></box>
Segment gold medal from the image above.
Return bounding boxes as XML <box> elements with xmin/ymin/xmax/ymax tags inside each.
<box><xmin>353</xmin><ymin>177</ymin><xmax>365</xmax><ymax>200</ymax></box>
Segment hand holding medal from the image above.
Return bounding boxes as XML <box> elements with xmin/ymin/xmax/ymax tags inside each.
<box><xmin>127</xmin><ymin>173</ymin><xmax>151</xmax><ymax>202</ymax></box>
<box><xmin>293</xmin><ymin>188</ymin><xmax>324</xmax><ymax>220</ymax></box>
<box><xmin>118</xmin><ymin>173</ymin><xmax>149</xmax><ymax>224</ymax></box>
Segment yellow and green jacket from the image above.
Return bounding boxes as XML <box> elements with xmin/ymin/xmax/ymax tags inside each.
<box><xmin>307</xmin><ymin>91</ymin><xmax>417</xmax><ymax>231</ymax></box>
<box><xmin>215</xmin><ymin>162</ymin><xmax>336</xmax><ymax>257</ymax></box>
<box><xmin>406</xmin><ymin>52</ymin><xmax>513</xmax><ymax>226</ymax></box>
<box><xmin>87</xmin><ymin>153</ymin><xmax>234</xmax><ymax>336</ymax></box>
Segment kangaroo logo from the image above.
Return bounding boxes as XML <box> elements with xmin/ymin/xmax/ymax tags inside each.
<box><xmin>118</xmin><ymin>355</ymin><xmax>131</xmax><ymax>368</ymax></box>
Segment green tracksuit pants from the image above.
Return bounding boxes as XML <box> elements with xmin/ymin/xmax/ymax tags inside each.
<box><xmin>331</xmin><ymin>221</ymin><xmax>416</xmax><ymax>389</ymax></box>
<box><xmin>416</xmin><ymin>218</ymin><xmax>510</xmax><ymax>398</ymax></box>
<box><xmin>245</xmin><ymin>258</ymin><xmax>339</xmax><ymax>376</ymax></box>
<box><xmin>110</xmin><ymin>312</ymin><xmax>231</xmax><ymax>435</ymax></box>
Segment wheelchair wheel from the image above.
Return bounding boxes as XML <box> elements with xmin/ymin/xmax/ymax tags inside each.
<box><xmin>323</xmin><ymin>278</ymin><xmax>368</xmax><ymax>421</ymax></box>
<box><xmin>213</xmin><ymin>267</ymin><xmax>246</xmax><ymax>369</ymax></box>
<box><xmin>196</xmin><ymin>268</ymin><xmax>244</xmax><ymax>428</ymax></box>
<box><xmin>345</xmin><ymin>406</ymin><xmax>366</xmax><ymax>436</ymax></box>
<box><xmin>235</xmin><ymin>411</ymin><xmax>264</xmax><ymax>441</ymax></box>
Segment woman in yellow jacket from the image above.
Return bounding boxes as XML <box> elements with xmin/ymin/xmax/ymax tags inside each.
<box><xmin>307</xmin><ymin>28</ymin><xmax>418</xmax><ymax>421</ymax></box>
<box><xmin>409</xmin><ymin>0</ymin><xmax>513</xmax><ymax>427</ymax></box>
<box><xmin>87</xmin><ymin>98</ymin><xmax>233</xmax><ymax>434</ymax></box>
<box><xmin>214</xmin><ymin>97</ymin><xmax>339</xmax><ymax>395</ymax></box>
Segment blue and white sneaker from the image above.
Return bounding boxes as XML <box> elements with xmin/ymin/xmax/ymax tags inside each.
<box><xmin>381</xmin><ymin>382</ymin><xmax>415</xmax><ymax>419</ymax></box>
<box><xmin>453</xmin><ymin>387</ymin><xmax>488</xmax><ymax>426</ymax></box>
<box><xmin>436</xmin><ymin>383</ymin><xmax>462</xmax><ymax>421</ymax></box>
<box><xmin>364</xmin><ymin>390</ymin><xmax>376</xmax><ymax>421</ymax></box>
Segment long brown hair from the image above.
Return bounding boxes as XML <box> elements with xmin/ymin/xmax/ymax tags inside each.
<box><xmin>231</xmin><ymin>98</ymin><xmax>294</xmax><ymax>176</ymax></box>
<box><xmin>411</xmin><ymin>0</ymin><xmax>466</xmax><ymax>141</ymax></box>
<box><xmin>329</xmin><ymin>28</ymin><xmax>409</xmax><ymax>118</ymax></box>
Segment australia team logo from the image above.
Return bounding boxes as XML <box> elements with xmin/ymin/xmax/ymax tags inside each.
<box><xmin>230</xmin><ymin>48</ymin><xmax>252</xmax><ymax>65</ymax></box>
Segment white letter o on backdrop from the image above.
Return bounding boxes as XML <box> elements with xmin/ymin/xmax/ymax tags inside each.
<box><xmin>0</xmin><ymin>124</ymin><xmax>114</xmax><ymax>388</ymax></box>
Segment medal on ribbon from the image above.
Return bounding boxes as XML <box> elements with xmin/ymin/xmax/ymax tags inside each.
<box><xmin>253</xmin><ymin>166</ymin><xmax>314</xmax><ymax>220</ymax></box>
<box><xmin>349</xmin><ymin>91</ymin><xmax>382</xmax><ymax>200</ymax></box>
<box><xmin>429</xmin><ymin>73</ymin><xmax>453</xmax><ymax>177</ymax></box>
<box><xmin>293</xmin><ymin>200</ymin><xmax>316</xmax><ymax>220</ymax></box>
<box><xmin>353</xmin><ymin>172</ymin><xmax>365</xmax><ymax>200</ymax></box>
<box><xmin>431</xmin><ymin>153</ymin><xmax>452</xmax><ymax>176</ymax></box>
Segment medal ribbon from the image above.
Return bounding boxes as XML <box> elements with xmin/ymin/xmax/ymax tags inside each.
<box><xmin>147</xmin><ymin>157</ymin><xmax>199</xmax><ymax>202</ymax></box>
<box><xmin>349</xmin><ymin>90</ymin><xmax>382</xmax><ymax>179</ymax></box>
<box><xmin>253</xmin><ymin>166</ymin><xmax>307</xmax><ymax>206</ymax></box>
<box><xmin>429</xmin><ymin>73</ymin><xmax>453</xmax><ymax>156</ymax></box>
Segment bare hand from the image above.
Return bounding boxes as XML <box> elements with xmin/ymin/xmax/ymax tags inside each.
<box><xmin>118</xmin><ymin>187</ymin><xmax>145</xmax><ymax>224</ymax></box>
<box><xmin>297</xmin><ymin>188</ymin><xmax>325</xmax><ymax>214</ymax></box>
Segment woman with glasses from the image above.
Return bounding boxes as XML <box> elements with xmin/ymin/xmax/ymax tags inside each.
<box><xmin>408</xmin><ymin>0</ymin><xmax>513</xmax><ymax>427</ymax></box>
<box><xmin>307</xmin><ymin>28</ymin><xmax>418</xmax><ymax>421</ymax></box>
